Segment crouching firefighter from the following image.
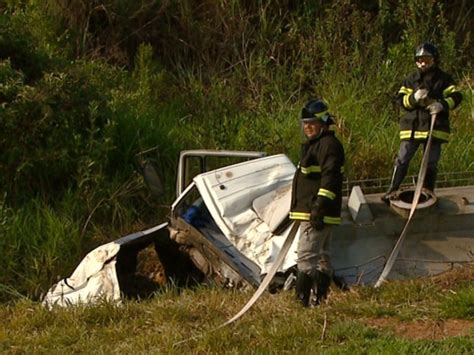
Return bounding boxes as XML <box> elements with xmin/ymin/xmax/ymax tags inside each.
<box><xmin>289</xmin><ymin>99</ymin><xmax>345</xmax><ymax>307</ymax></box>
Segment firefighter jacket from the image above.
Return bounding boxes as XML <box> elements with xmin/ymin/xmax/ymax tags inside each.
<box><xmin>397</xmin><ymin>66</ymin><xmax>463</xmax><ymax>142</ymax></box>
<box><xmin>289</xmin><ymin>130</ymin><xmax>345</xmax><ymax>225</ymax></box>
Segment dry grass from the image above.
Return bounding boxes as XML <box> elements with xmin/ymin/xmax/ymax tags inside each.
<box><xmin>0</xmin><ymin>265</ymin><xmax>472</xmax><ymax>353</ymax></box>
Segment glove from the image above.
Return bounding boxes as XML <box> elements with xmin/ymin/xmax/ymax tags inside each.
<box><xmin>413</xmin><ymin>88</ymin><xmax>428</xmax><ymax>102</ymax></box>
<box><xmin>310</xmin><ymin>209</ymin><xmax>324</xmax><ymax>231</ymax></box>
<box><xmin>427</xmin><ymin>101</ymin><xmax>444</xmax><ymax>115</ymax></box>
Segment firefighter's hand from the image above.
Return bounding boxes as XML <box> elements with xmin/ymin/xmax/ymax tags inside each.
<box><xmin>427</xmin><ymin>101</ymin><xmax>444</xmax><ymax>115</ymax></box>
<box><xmin>310</xmin><ymin>210</ymin><xmax>324</xmax><ymax>231</ymax></box>
<box><xmin>414</xmin><ymin>88</ymin><xmax>428</xmax><ymax>102</ymax></box>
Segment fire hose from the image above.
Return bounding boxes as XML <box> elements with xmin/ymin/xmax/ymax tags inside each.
<box><xmin>173</xmin><ymin>222</ymin><xmax>300</xmax><ymax>346</ymax></box>
<box><xmin>222</xmin><ymin>114</ymin><xmax>437</xmax><ymax>324</ymax></box>
<box><xmin>218</xmin><ymin>221</ymin><xmax>300</xmax><ymax>328</ymax></box>
<box><xmin>374</xmin><ymin>113</ymin><xmax>437</xmax><ymax>288</ymax></box>
<box><xmin>175</xmin><ymin>115</ymin><xmax>437</xmax><ymax>346</ymax></box>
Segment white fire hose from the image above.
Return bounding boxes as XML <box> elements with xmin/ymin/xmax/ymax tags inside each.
<box><xmin>174</xmin><ymin>115</ymin><xmax>437</xmax><ymax>346</ymax></box>
<box><xmin>374</xmin><ymin>113</ymin><xmax>437</xmax><ymax>288</ymax></box>
<box><xmin>218</xmin><ymin>221</ymin><xmax>300</xmax><ymax>327</ymax></box>
<box><xmin>174</xmin><ymin>222</ymin><xmax>300</xmax><ymax>346</ymax></box>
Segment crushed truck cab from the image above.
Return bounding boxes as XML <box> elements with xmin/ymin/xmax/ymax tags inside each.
<box><xmin>43</xmin><ymin>150</ymin><xmax>474</xmax><ymax>307</ymax></box>
<box><xmin>169</xmin><ymin>151</ymin><xmax>474</xmax><ymax>290</ymax></box>
<box><xmin>169</xmin><ymin>153</ymin><xmax>297</xmax><ymax>290</ymax></box>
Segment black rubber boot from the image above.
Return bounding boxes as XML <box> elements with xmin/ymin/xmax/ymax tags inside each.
<box><xmin>295</xmin><ymin>270</ymin><xmax>313</xmax><ymax>307</ymax></box>
<box><xmin>423</xmin><ymin>167</ymin><xmax>437</xmax><ymax>192</ymax></box>
<box><xmin>314</xmin><ymin>271</ymin><xmax>331</xmax><ymax>305</ymax></box>
<box><xmin>381</xmin><ymin>165</ymin><xmax>408</xmax><ymax>205</ymax></box>
<box><xmin>332</xmin><ymin>274</ymin><xmax>350</xmax><ymax>292</ymax></box>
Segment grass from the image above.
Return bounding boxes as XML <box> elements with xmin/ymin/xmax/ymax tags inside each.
<box><xmin>2</xmin><ymin>0</ymin><xmax>474</xmax><ymax>298</ymax></box>
<box><xmin>0</xmin><ymin>267</ymin><xmax>473</xmax><ymax>353</ymax></box>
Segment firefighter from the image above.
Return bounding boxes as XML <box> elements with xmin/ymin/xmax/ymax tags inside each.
<box><xmin>382</xmin><ymin>42</ymin><xmax>463</xmax><ymax>204</ymax></box>
<box><xmin>290</xmin><ymin>99</ymin><xmax>345</xmax><ymax>307</ymax></box>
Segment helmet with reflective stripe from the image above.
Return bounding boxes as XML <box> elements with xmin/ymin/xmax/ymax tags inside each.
<box><xmin>414</xmin><ymin>42</ymin><xmax>439</xmax><ymax>62</ymax></box>
<box><xmin>301</xmin><ymin>99</ymin><xmax>334</xmax><ymax>125</ymax></box>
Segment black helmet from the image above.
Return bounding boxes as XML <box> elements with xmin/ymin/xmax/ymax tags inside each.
<box><xmin>301</xmin><ymin>99</ymin><xmax>334</xmax><ymax>125</ymax></box>
<box><xmin>414</xmin><ymin>42</ymin><xmax>439</xmax><ymax>62</ymax></box>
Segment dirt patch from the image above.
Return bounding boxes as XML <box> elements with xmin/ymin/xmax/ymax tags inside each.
<box><xmin>363</xmin><ymin>265</ymin><xmax>474</xmax><ymax>340</ymax></box>
<box><xmin>429</xmin><ymin>263</ymin><xmax>474</xmax><ymax>290</ymax></box>
<box><xmin>365</xmin><ymin>318</ymin><xmax>474</xmax><ymax>340</ymax></box>
<box><xmin>136</xmin><ymin>246</ymin><xmax>167</xmax><ymax>284</ymax></box>
<box><xmin>116</xmin><ymin>244</ymin><xmax>166</xmax><ymax>299</ymax></box>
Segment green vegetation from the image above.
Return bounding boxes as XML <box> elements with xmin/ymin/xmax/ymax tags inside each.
<box><xmin>0</xmin><ymin>1</ymin><xmax>473</xmax><ymax>349</ymax></box>
<box><xmin>1</xmin><ymin>268</ymin><xmax>473</xmax><ymax>352</ymax></box>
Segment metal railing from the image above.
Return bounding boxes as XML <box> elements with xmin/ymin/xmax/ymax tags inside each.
<box><xmin>342</xmin><ymin>170</ymin><xmax>474</xmax><ymax>196</ymax></box>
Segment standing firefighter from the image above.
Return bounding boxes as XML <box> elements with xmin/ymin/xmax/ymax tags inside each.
<box><xmin>382</xmin><ymin>42</ymin><xmax>463</xmax><ymax>203</ymax></box>
<box><xmin>290</xmin><ymin>99</ymin><xmax>345</xmax><ymax>307</ymax></box>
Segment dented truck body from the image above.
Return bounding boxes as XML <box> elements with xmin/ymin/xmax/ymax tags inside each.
<box><xmin>43</xmin><ymin>150</ymin><xmax>474</xmax><ymax>307</ymax></box>
<box><xmin>168</xmin><ymin>151</ymin><xmax>474</xmax><ymax>289</ymax></box>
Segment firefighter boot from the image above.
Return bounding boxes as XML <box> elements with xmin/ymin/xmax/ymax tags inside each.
<box><xmin>381</xmin><ymin>165</ymin><xmax>408</xmax><ymax>205</ymax></box>
<box><xmin>314</xmin><ymin>270</ymin><xmax>331</xmax><ymax>305</ymax></box>
<box><xmin>332</xmin><ymin>274</ymin><xmax>350</xmax><ymax>292</ymax></box>
<box><xmin>423</xmin><ymin>167</ymin><xmax>437</xmax><ymax>192</ymax></box>
<box><xmin>295</xmin><ymin>270</ymin><xmax>313</xmax><ymax>307</ymax></box>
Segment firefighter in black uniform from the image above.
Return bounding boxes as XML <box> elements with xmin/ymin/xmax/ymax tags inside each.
<box><xmin>290</xmin><ymin>99</ymin><xmax>345</xmax><ymax>307</ymax></box>
<box><xmin>382</xmin><ymin>42</ymin><xmax>463</xmax><ymax>203</ymax></box>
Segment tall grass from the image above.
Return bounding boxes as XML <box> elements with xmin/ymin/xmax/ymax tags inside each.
<box><xmin>0</xmin><ymin>193</ymin><xmax>82</xmax><ymax>300</ymax></box>
<box><xmin>0</xmin><ymin>0</ymin><xmax>472</xmax><ymax>298</ymax></box>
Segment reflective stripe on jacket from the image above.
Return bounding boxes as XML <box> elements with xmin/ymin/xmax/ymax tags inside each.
<box><xmin>397</xmin><ymin>67</ymin><xmax>462</xmax><ymax>142</ymax></box>
<box><xmin>289</xmin><ymin>131</ymin><xmax>344</xmax><ymax>225</ymax></box>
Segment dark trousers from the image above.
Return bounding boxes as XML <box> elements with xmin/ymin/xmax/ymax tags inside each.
<box><xmin>395</xmin><ymin>140</ymin><xmax>442</xmax><ymax>170</ymax></box>
<box><xmin>391</xmin><ymin>139</ymin><xmax>441</xmax><ymax>191</ymax></box>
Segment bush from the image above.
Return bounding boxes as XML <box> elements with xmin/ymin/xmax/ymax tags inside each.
<box><xmin>0</xmin><ymin>0</ymin><xmax>472</xmax><ymax>298</ymax></box>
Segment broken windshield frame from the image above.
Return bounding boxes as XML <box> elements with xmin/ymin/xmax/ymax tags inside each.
<box><xmin>175</xmin><ymin>150</ymin><xmax>266</xmax><ymax>198</ymax></box>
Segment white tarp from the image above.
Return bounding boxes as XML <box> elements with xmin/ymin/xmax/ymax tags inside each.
<box><xmin>42</xmin><ymin>223</ymin><xmax>167</xmax><ymax>308</ymax></box>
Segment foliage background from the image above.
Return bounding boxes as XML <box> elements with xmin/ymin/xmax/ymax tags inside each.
<box><xmin>0</xmin><ymin>0</ymin><xmax>472</xmax><ymax>298</ymax></box>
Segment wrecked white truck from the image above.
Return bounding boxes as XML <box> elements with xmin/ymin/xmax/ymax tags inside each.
<box><xmin>43</xmin><ymin>150</ymin><xmax>474</xmax><ymax>307</ymax></box>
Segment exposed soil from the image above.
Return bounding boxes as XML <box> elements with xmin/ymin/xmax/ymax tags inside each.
<box><xmin>428</xmin><ymin>262</ymin><xmax>474</xmax><ymax>290</ymax></box>
<box><xmin>115</xmin><ymin>226</ymin><xmax>205</xmax><ymax>299</ymax></box>
<box><xmin>135</xmin><ymin>246</ymin><xmax>167</xmax><ymax>285</ymax></box>
<box><xmin>365</xmin><ymin>318</ymin><xmax>474</xmax><ymax>340</ymax></box>
<box><xmin>366</xmin><ymin>264</ymin><xmax>474</xmax><ymax>340</ymax></box>
<box><xmin>116</xmin><ymin>244</ymin><xmax>165</xmax><ymax>299</ymax></box>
